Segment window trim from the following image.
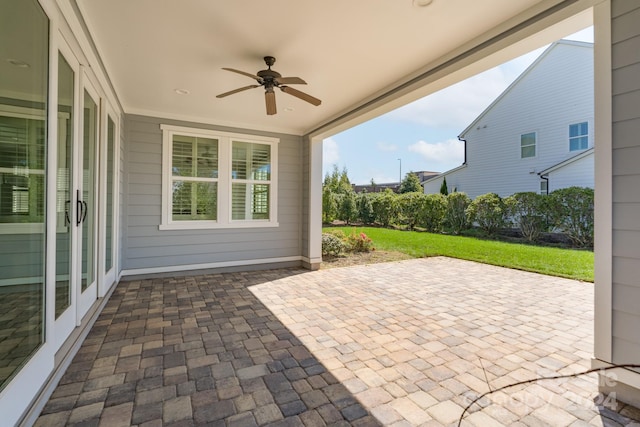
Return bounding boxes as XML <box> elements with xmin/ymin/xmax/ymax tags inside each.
<box><xmin>160</xmin><ymin>124</ymin><xmax>278</xmax><ymax>230</ymax></box>
<box><xmin>520</xmin><ymin>131</ymin><xmax>537</xmax><ymax>159</ymax></box>
<box><xmin>568</xmin><ymin>121</ymin><xmax>589</xmax><ymax>152</ymax></box>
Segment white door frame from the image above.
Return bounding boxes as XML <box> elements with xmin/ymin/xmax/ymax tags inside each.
<box><xmin>53</xmin><ymin>33</ymin><xmax>82</xmax><ymax>348</ymax></box>
<box><xmin>76</xmin><ymin>71</ymin><xmax>101</xmax><ymax>322</ymax></box>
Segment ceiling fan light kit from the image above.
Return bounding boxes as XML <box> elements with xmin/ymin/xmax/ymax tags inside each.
<box><xmin>217</xmin><ymin>56</ymin><xmax>321</xmax><ymax>115</ymax></box>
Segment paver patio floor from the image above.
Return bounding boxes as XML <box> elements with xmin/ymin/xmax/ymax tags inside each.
<box><xmin>36</xmin><ymin>257</ymin><xmax>640</xmax><ymax>426</ymax></box>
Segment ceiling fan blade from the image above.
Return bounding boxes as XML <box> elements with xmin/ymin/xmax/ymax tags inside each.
<box><xmin>265</xmin><ymin>90</ymin><xmax>277</xmax><ymax>115</ymax></box>
<box><xmin>216</xmin><ymin>85</ymin><xmax>260</xmax><ymax>98</ymax></box>
<box><xmin>275</xmin><ymin>76</ymin><xmax>307</xmax><ymax>85</ymax></box>
<box><xmin>280</xmin><ymin>86</ymin><xmax>321</xmax><ymax>106</ymax></box>
<box><xmin>222</xmin><ymin>67</ymin><xmax>262</xmax><ymax>82</ymax></box>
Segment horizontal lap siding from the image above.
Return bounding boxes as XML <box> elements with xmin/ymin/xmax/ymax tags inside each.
<box><xmin>122</xmin><ymin>114</ymin><xmax>303</xmax><ymax>272</ymax></box>
<box><xmin>611</xmin><ymin>0</ymin><xmax>640</xmax><ymax>364</ymax></box>
<box><xmin>0</xmin><ymin>234</ymin><xmax>44</xmax><ymax>282</ymax></box>
<box><xmin>547</xmin><ymin>154</ymin><xmax>594</xmax><ymax>191</ymax></box>
<box><xmin>446</xmin><ymin>42</ymin><xmax>593</xmax><ymax>199</ymax></box>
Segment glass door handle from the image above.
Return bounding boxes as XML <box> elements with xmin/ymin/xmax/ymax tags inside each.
<box><xmin>65</xmin><ymin>200</ymin><xmax>71</xmax><ymax>226</ymax></box>
<box><xmin>81</xmin><ymin>201</ymin><xmax>88</xmax><ymax>223</ymax></box>
<box><xmin>76</xmin><ymin>190</ymin><xmax>82</xmax><ymax>226</ymax></box>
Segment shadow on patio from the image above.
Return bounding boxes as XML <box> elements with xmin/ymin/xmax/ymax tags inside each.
<box><xmin>36</xmin><ymin>258</ymin><xmax>640</xmax><ymax>426</ymax></box>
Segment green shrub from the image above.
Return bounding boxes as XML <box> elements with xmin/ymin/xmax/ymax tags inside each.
<box><xmin>548</xmin><ymin>186</ymin><xmax>594</xmax><ymax>248</ymax></box>
<box><xmin>372</xmin><ymin>189</ymin><xmax>399</xmax><ymax>227</ymax></box>
<box><xmin>505</xmin><ymin>192</ymin><xmax>549</xmax><ymax>242</ymax></box>
<box><xmin>322</xmin><ymin>187</ymin><xmax>338</xmax><ymax>223</ymax></box>
<box><xmin>445</xmin><ymin>192</ymin><xmax>471</xmax><ymax>234</ymax></box>
<box><xmin>345</xmin><ymin>231</ymin><xmax>374</xmax><ymax>252</ymax></box>
<box><xmin>398</xmin><ymin>192</ymin><xmax>426</xmax><ymax>230</ymax></box>
<box><xmin>323</xmin><ymin>228</ymin><xmax>346</xmax><ymax>239</ymax></box>
<box><xmin>417</xmin><ymin>193</ymin><xmax>447</xmax><ymax>232</ymax></box>
<box><xmin>357</xmin><ymin>192</ymin><xmax>376</xmax><ymax>225</ymax></box>
<box><xmin>321</xmin><ymin>233</ymin><xmax>346</xmax><ymax>256</ymax></box>
<box><xmin>440</xmin><ymin>177</ymin><xmax>449</xmax><ymax>195</ymax></box>
<box><xmin>338</xmin><ymin>191</ymin><xmax>357</xmax><ymax>224</ymax></box>
<box><xmin>466</xmin><ymin>193</ymin><xmax>507</xmax><ymax>236</ymax></box>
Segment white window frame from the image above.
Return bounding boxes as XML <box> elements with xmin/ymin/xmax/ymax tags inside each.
<box><xmin>520</xmin><ymin>131</ymin><xmax>537</xmax><ymax>159</ymax></box>
<box><xmin>539</xmin><ymin>180</ymin><xmax>548</xmax><ymax>195</ymax></box>
<box><xmin>569</xmin><ymin>121</ymin><xmax>589</xmax><ymax>152</ymax></box>
<box><xmin>160</xmin><ymin>124</ymin><xmax>278</xmax><ymax>230</ymax></box>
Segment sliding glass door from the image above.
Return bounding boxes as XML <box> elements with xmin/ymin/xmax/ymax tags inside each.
<box><xmin>0</xmin><ymin>0</ymin><xmax>49</xmax><ymax>391</ymax></box>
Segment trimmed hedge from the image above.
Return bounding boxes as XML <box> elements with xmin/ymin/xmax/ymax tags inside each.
<box><xmin>322</xmin><ymin>186</ymin><xmax>594</xmax><ymax>248</ymax></box>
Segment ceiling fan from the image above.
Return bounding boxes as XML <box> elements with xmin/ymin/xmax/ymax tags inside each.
<box><xmin>217</xmin><ymin>56</ymin><xmax>321</xmax><ymax>115</ymax></box>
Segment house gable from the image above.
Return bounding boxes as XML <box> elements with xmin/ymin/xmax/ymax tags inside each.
<box><xmin>425</xmin><ymin>40</ymin><xmax>594</xmax><ymax>199</ymax></box>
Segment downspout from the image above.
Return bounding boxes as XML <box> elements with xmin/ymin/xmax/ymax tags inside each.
<box><xmin>539</xmin><ymin>173</ymin><xmax>549</xmax><ymax>195</ymax></box>
<box><xmin>458</xmin><ymin>136</ymin><xmax>467</xmax><ymax>165</ymax></box>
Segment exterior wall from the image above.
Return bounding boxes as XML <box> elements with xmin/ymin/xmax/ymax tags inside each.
<box><xmin>611</xmin><ymin>0</ymin><xmax>640</xmax><ymax>367</ymax></box>
<box><xmin>423</xmin><ymin>166</ymin><xmax>468</xmax><ymax>196</ymax></box>
<box><xmin>122</xmin><ymin>114</ymin><xmax>304</xmax><ymax>274</ymax></box>
<box><xmin>119</xmin><ymin>114</ymin><xmax>126</xmax><ymax>275</ymax></box>
<box><xmin>426</xmin><ymin>42</ymin><xmax>594</xmax><ymax>200</ymax></box>
<box><xmin>547</xmin><ymin>152</ymin><xmax>595</xmax><ymax>191</ymax></box>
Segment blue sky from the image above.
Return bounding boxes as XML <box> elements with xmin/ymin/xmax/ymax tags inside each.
<box><xmin>323</xmin><ymin>27</ymin><xmax>594</xmax><ymax>185</ymax></box>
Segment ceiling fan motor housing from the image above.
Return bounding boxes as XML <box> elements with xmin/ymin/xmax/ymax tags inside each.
<box><xmin>217</xmin><ymin>55</ymin><xmax>321</xmax><ymax>114</ymax></box>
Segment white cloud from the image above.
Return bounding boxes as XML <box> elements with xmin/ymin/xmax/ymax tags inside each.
<box><xmin>323</xmin><ymin>137</ymin><xmax>340</xmax><ymax>166</ymax></box>
<box><xmin>376</xmin><ymin>141</ymin><xmax>398</xmax><ymax>152</ymax></box>
<box><xmin>387</xmin><ymin>67</ymin><xmax>514</xmax><ymax>130</ymax></box>
<box><xmin>408</xmin><ymin>139</ymin><xmax>464</xmax><ymax>172</ymax></box>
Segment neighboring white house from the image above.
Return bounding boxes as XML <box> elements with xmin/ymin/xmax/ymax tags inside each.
<box><xmin>423</xmin><ymin>40</ymin><xmax>594</xmax><ymax>199</ymax></box>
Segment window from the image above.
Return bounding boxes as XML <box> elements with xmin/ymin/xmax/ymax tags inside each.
<box><xmin>520</xmin><ymin>132</ymin><xmax>536</xmax><ymax>158</ymax></box>
<box><xmin>161</xmin><ymin>125</ymin><xmax>278</xmax><ymax>229</ymax></box>
<box><xmin>540</xmin><ymin>180</ymin><xmax>548</xmax><ymax>195</ymax></box>
<box><xmin>569</xmin><ymin>122</ymin><xmax>588</xmax><ymax>151</ymax></box>
<box><xmin>0</xmin><ymin>114</ymin><xmax>46</xmax><ymax>224</ymax></box>
<box><xmin>232</xmin><ymin>141</ymin><xmax>271</xmax><ymax>220</ymax></box>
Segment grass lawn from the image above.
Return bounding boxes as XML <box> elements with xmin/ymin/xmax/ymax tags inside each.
<box><xmin>324</xmin><ymin>226</ymin><xmax>594</xmax><ymax>282</ymax></box>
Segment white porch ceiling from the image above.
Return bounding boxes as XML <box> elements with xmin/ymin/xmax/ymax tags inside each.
<box><xmin>76</xmin><ymin>0</ymin><xmax>591</xmax><ymax>136</ymax></box>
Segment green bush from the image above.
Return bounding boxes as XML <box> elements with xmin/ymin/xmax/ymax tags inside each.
<box><xmin>445</xmin><ymin>192</ymin><xmax>471</xmax><ymax>234</ymax></box>
<box><xmin>505</xmin><ymin>192</ymin><xmax>549</xmax><ymax>242</ymax></box>
<box><xmin>321</xmin><ymin>232</ymin><xmax>346</xmax><ymax>256</ymax></box>
<box><xmin>357</xmin><ymin>192</ymin><xmax>376</xmax><ymax>225</ymax></box>
<box><xmin>322</xmin><ymin>187</ymin><xmax>338</xmax><ymax>223</ymax></box>
<box><xmin>417</xmin><ymin>193</ymin><xmax>446</xmax><ymax>232</ymax></box>
<box><xmin>466</xmin><ymin>193</ymin><xmax>507</xmax><ymax>236</ymax></box>
<box><xmin>398</xmin><ymin>192</ymin><xmax>426</xmax><ymax>230</ymax></box>
<box><xmin>345</xmin><ymin>231</ymin><xmax>374</xmax><ymax>252</ymax></box>
<box><xmin>548</xmin><ymin>186</ymin><xmax>594</xmax><ymax>248</ymax></box>
<box><xmin>337</xmin><ymin>191</ymin><xmax>357</xmax><ymax>224</ymax></box>
<box><xmin>372</xmin><ymin>189</ymin><xmax>399</xmax><ymax>227</ymax></box>
<box><xmin>440</xmin><ymin>177</ymin><xmax>448</xmax><ymax>195</ymax></box>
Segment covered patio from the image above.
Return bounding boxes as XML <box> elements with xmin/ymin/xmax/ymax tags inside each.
<box><xmin>35</xmin><ymin>258</ymin><xmax>640</xmax><ymax>426</ymax></box>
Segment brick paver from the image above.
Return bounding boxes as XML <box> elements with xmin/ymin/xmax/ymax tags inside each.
<box><xmin>35</xmin><ymin>257</ymin><xmax>640</xmax><ymax>426</ymax></box>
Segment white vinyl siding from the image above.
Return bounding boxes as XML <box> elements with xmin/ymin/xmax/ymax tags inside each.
<box><xmin>423</xmin><ymin>41</ymin><xmax>594</xmax><ymax>200</ymax></box>
<box><xmin>546</xmin><ymin>152</ymin><xmax>594</xmax><ymax>192</ymax></box>
<box><xmin>160</xmin><ymin>124</ymin><xmax>278</xmax><ymax>229</ymax></box>
<box><xmin>569</xmin><ymin>121</ymin><xmax>589</xmax><ymax>151</ymax></box>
